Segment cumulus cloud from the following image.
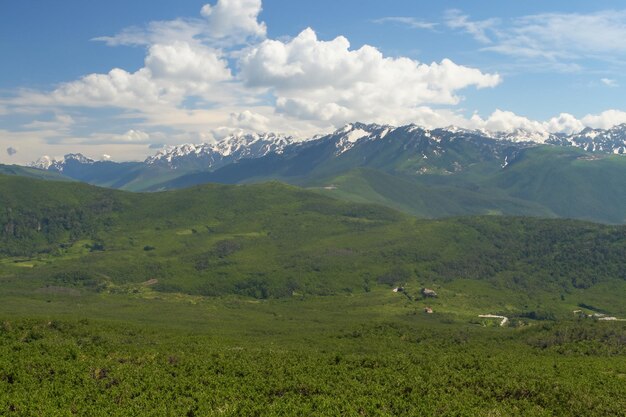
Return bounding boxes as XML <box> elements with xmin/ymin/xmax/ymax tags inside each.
<box><xmin>146</xmin><ymin>42</ymin><xmax>231</xmax><ymax>83</ymax></box>
<box><xmin>458</xmin><ymin>109</ymin><xmax>626</xmax><ymax>135</ymax></box>
<box><xmin>201</xmin><ymin>0</ymin><xmax>266</xmax><ymax>40</ymax></box>
<box><xmin>19</xmin><ymin>41</ymin><xmax>232</xmax><ymax>110</ymax></box>
<box><xmin>96</xmin><ymin>0</ymin><xmax>266</xmax><ymax>47</ymax></box>
<box><xmin>544</xmin><ymin>113</ymin><xmax>585</xmax><ymax>134</ymax></box>
<box><xmin>4</xmin><ymin>0</ymin><xmax>626</xmax><ymax>162</ymax></box>
<box><xmin>230</xmin><ymin>110</ymin><xmax>270</xmax><ymax>131</ymax></box>
<box><xmin>469</xmin><ymin>109</ymin><xmax>546</xmax><ymax>133</ymax></box>
<box><xmin>6</xmin><ymin>147</ymin><xmax>17</xmax><ymax>156</ymax></box>
<box><xmin>0</xmin><ymin>2</ymin><xmax>501</xmax><ymax>151</ymax></box>
<box><xmin>240</xmin><ymin>28</ymin><xmax>501</xmax><ymax>125</ymax></box>
<box><xmin>581</xmin><ymin>109</ymin><xmax>626</xmax><ymax>129</ymax></box>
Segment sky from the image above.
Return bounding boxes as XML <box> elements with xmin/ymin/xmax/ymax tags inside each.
<box><xmin>2</xmin><ymin>0</ymin><xmax>626</xmax><ymax>164</ymax></box>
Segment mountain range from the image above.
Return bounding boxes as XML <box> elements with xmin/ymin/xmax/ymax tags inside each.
<box><xmin>18</xmin><ymin>122</ymin><xmax>626</xmax><ymax>224</ymax></box>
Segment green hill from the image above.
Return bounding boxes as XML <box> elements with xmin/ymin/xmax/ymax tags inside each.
<box><xmin>314</xmin><ymin>168</ymin><xmax>556</xmax><ymax>218</ymax></box>
<box><xmin>487</xmin><ymin>146</ymin><xmax>626</xmax><ymax>223</ymax></box>
<box><xmin>1</xmin><ymin>174</ymin><xmax>625</xmax><ymax>317</ymax></box>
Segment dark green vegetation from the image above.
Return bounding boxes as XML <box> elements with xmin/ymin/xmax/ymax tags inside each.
<box><xmin>2</xmin><ymin>174</ymin><xmax>626</xmax><ymax>309</ymax></box>
<box><xmin>1</xmin><ymin>174</ymin><xmax>625</xmax><ymax>415</ymax></box>
<box><xmin>1</xmin><ymin>301</ymin><xmax>625</xmax><ymax>416</ymax></box>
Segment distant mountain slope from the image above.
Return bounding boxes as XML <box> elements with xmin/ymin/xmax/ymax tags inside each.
<box><xmin>487</xmin><ymin>146</ymin><xmax>626</xmax><ymax>223</ymax></box>
<box><xmin>0</xmin><ymin>164</ymin><xmax>72</xmax><ymax>182</ymax></box>
<box><xmin>147</xmin><ymin>123</ymin><xmax>527</xmax><ymax>187</ymax></box>
<box><xmin>23</xmin><ymin>122</ymin><xmax>626</xmax><ymax>223</ymax></box>
<box><xmin>148</xmin><ymin>124</ymin><xmax>626</xmax><ymax>224</ymax></box>
<box><xmin>29</xmin><ymin>122</ymin><xmax>626</xmax><ymax>185</ymax></box>
<box><xmin>30</xmin><ymin>154</ymin><xmax>191</xmax><ymax>191</ymax></box>
<box><xmin>315</xmin><ymin>168</ymin><xmax>556</xmax><ymax>219</ymax></box>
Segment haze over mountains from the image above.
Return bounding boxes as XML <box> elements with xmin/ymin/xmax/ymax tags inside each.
<box><xmin>31</xmin><ymin>121</ymin><xmax>626</xmax><ymax>172</ymax></box>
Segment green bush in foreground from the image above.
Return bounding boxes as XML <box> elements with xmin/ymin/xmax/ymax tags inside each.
<box><xmin>0</xmin><ymin>318</ymin><xmax>624</xmax><ymax>416</ymax></box>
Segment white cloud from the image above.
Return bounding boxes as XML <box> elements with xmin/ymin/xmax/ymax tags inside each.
<box><xmin>72</xmin><ymin>129</ymin><xmax>152</xmax><ymax>145</ymax></box>
<box><xmin>469</xmin><ymin>109</ymin><xmax>546</xmax><ymax>133</ymax></box>
<box><xmin>450</xmin><ymin>9</ymin><xmax>626</xmax><ymax>69</ymax></box>
<box><xmin>201</xmin><ymin>0</ymin><xmax>266</xmax><ymax>40</ymax></box>
<box><xmin>94</xmin><ymin>19</ymin><xmax>204</xmax><ymax>47</ymax></box>
<box><xmin>463</xmin><ymin>109</ymin><xmax>626</xmax><ymax>135</ymax></box>
<box><xmin>601</xmin><ymin>78</ymin><xmax>619</xmax><ymax>87</ymax></box>
<box><xmin>22</xmin><ymin>114</ymin><xmax>75</xmax><ymax>131</ymax></box>
<box><xmin>544</xmin><ymin>113</ymin><xmax>585</xmax><ymax>134</ymax></box>
<box><xmin>145</xmin><ymin>42</ymin><xmax>231</xmax><ymax>83</ymax></box>
<box><xmin>17</xmin><ymin>41</ymin><xmax>232</xmax><ymax>111</ymax></box>
<box><xmin>372</xmin><ymin>17</ymin><xmax>437</xmax><ymax>30</ymax></box>
<box><xmin>582</xmin><ymin>109</ymin><xmax>626</xmax><ymax>129</ymax></box>
<box><xmin>116</xmin><ymin>129</ymin><xmax>151</xmax><ymax>143</ymax></box>
<box><xmin>240</xmin><ymin>28</ymin><xmax>501</xmax><ymax>125</ymax></box>
<box><xmin>4</xmin><ymin>1</ymin><xmax>626</xmax><ymax>161</ymax></box>
<box><xmin>96</xmin><ymin>0</ymin><xmax>266</xmax><ymax>47</ymax></box>
<box><xmin>230</xmin><ymin>110</ymin><xmax>270</xmax><ymax>130</ymax></box>
<box><xmin>445</xmin><ymin>9</ymin><xmax>499</xmax><ymax>44</ymax></box>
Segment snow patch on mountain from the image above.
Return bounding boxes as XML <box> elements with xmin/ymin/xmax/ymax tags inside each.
<box><xmin>30</xmin><ymin>153</ymin><xmax>95</xmax><ymax>172</ymax></box>
<box><xmin>145</xmin><ymin>132</ymin><xmax>295</xmax><ymax>169</ymax></box>
<box><xmin>332</xmin><ymin>123</ymin><xmax>393</xmax><ymax>155</ymax></box>
<box><xmin>29</xmin><ymin>122</ymin><xmax>626</xmax><ymax>173</ymax></box>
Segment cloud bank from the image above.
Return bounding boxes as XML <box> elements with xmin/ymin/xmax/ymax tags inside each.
<box><xmin>1</xmin><ymin>1</ymin><xmax>625</xmax><ymax>163</ymax></box>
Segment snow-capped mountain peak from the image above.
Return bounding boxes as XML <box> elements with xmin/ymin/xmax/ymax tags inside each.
<box><xmin>30</xmin><ymin>156</ymin><xmax>56</xmax><ymax>170</ymax></box>
<box><xmin>488</xmin><ymin>128</ymin><xmax>552</xmax><ymax>144</ymax></box>
<box><xmin>63</xmin><ymin>153</ymin><xmax>95</xmax><ymax>164</ymax></box>
<box><xmin>144</xmin><ymin>132</ymin><xmax>295</xmax><ymax>170</ymax></box>
<box><xmin>331</xmin><ymin>122</ymin><xmax>394</xmax><ymax>154</ymax></box>
<box><xmin>29</xmin><ymin>153</ymin><xmax>95</xmax><ymax>172</ymax></box>
<box><xmin>29</xmin><ymin>122</ymin><xmax>626</xmax><ymax>177</ymax></box>
<box><xmin>562</xmin><ymin>123</ymin><xmax>626</xmax><ymax>154</ymax></box>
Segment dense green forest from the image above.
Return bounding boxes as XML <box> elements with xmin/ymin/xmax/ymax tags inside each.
<box><xmin>2</xmin><ymin>175</ymin><xmax>625</xmax><ymax>305</ymax></box>
<box><xmin>1</xmin><ymin>174</ymin><xmax>625</xmax><ymax>415</ymax></box>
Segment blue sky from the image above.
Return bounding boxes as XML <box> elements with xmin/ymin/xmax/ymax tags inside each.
<box><xmin>2</xmin><ymin>0</ymin><xmax>626</xmax><ymax>163</ymax></box>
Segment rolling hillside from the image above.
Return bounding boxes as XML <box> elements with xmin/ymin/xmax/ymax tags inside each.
<box><xmin>0</xmin><ymin>164</ymin><xmax>72</xmax><ymax>182</ymax></box>
<box><xmin>1</xmin><ymin>174</ymin><xmax>625</xmax><ymax>316</ymax></box>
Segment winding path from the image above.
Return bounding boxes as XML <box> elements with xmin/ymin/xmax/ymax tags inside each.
<box><xmin>478</xmin><ymin>314</ymin><xmax>509</xmax><ymax>326</ymax></box>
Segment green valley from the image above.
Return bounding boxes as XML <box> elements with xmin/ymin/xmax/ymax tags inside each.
<box><xmin>1</xmin><ymin>174</ymin><xmax>625</xmax><ymax>415</ymax></box>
